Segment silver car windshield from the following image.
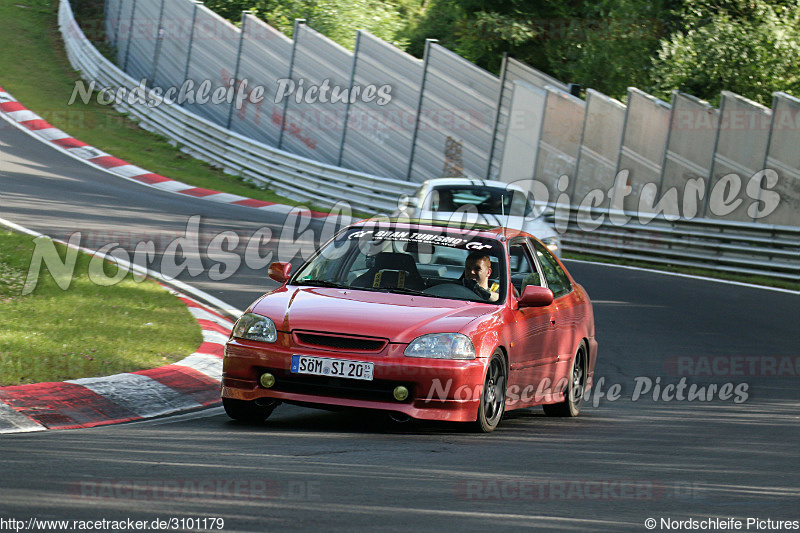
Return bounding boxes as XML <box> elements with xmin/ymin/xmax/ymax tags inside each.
<box><xmin>427</xmin><ymin>186</ymin><xmax>532</xmax><ymax>216</ymax></box>
<box><xmin>291</xmin><ymin>228</ymin><xmax>507</xmax><ymax>304</ymax></box>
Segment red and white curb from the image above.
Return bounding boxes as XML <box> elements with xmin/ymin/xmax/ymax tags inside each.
<box><xmin>0</xmin><ymin>291</ymin><xmax>232</xmax><ymax>434</ymax></box>
<box><xmin>0</xmin><ymin>85</ymin><xmax>330</xmax><ymax>219</ymax></box>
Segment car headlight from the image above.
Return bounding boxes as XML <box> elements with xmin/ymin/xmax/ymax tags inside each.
<box><xmin>541</xmin><ymin>236</ymin><xmax>560</xmax><ymax>254</ymax></box>
<box><xmin>404</xmin><ymin>333</ymin><xmax>476</xmax><ymax>360</ymax></box>
<box><xmin>232</xmin><ymin>313</ymin><xmax>277</xmax><ymax>343</ymax></box>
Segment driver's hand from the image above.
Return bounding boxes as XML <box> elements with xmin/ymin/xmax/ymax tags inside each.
<box><xmin>464</xmin><ymin>278</ymin><xmax>493</xmax><ymax>300</ymax></box>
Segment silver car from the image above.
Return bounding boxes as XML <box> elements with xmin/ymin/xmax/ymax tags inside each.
<box><xmin>396</xmin><ymin>178</ymin><xmax>561</xmax><ymax>257</ymax></box>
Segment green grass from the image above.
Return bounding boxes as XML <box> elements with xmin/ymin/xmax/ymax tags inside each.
<box><xmin>0</xmin><ymin>229</ymin><xmax>202</xmax><ymax>386</ymax></box>
<box><xmin>0</xmin><ymin>0</ymin><xmax>319</xmax><ymax>210</ymax></box>
<box><xmin>564</xmin><ymin>251</ymin><xmax>800</xmax><ymax>292</ymax></box>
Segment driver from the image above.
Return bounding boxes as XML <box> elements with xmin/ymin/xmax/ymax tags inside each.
<box><xmin>462</xmin><ymin>252</ymin><xmax>499</xmax><ymax>302</ymax></box>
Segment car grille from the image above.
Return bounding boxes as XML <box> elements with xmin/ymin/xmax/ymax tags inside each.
<box><xmin>293</xmin><ymin>331</ymin><xmax>387</xmax><ymax>352</ymax></box>
<box><xmin>265</xmin><ymin>368</ymin><xmax>413</xmax><ymax>403</ymax></box>
<box><xmin>263</xmin><ymin>368</ymin><xmax>414</xmax><ymax>404</ymax></box>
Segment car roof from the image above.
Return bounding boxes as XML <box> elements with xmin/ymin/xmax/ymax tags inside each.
<box><xmin>419</xmin><ymin>177</ymin><xmax>527</xmax><ymax>193</ymax></box>
<box><xmin>350</xmin><ymin>217</ymin><xmax>533</xmax><ymax>241</ymax></box>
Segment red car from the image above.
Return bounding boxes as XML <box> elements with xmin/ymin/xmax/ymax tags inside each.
<box><xmin>222</xmin><ymin>220</ymin><xmax>597</xmax><ymax>432</ymax></box>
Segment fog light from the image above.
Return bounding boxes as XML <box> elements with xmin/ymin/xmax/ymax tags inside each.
<box><xmin>259</xmin><ymin>373</ymin><xmax>276</xmax><ymax>388</ymax></box>
<box><xmin>393</xmin><ymin>386</ymin><xmax>409</xmax><ymax>401</ymax></box>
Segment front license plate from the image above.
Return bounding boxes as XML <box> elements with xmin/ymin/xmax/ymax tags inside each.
<box><xmin>291</xmin><ymin>355</ymin><xmax>374</xmax><ymax>381</ymax></box>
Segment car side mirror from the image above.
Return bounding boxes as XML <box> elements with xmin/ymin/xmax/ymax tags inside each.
<box><xmin>518</xmin><ymin>285</ymin><xmax>554</xmax><ymax>307</ymax></box>
<box><xmin>268</xmin><ymin>262</ymin><xmax>292</xmax><ymax>284</ymax></box>
<box><xmin>396</xmin><ymin>195</ymin><xmax>419</xmax><ymax>212</ymax></box>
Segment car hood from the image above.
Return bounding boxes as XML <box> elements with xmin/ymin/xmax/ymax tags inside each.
<box><xmin>420</xmin><ymin>211</ymin><xmax>557</xmax><ymax>240</ymax></box>
<box><xmin>250</xmin><ymin>286</ymin><xmax>493</xmax><ymax>344</ymax></box>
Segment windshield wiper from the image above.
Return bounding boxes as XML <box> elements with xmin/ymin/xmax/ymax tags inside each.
<box><xmin>370</xmin><ymin>286</ymin><xmax>429</xmax><ymax>296</ymax></box>
<box><xmin>294</xmin><ymin>279</ymin><xmax>350</xmax><ymax>289</ymax></box>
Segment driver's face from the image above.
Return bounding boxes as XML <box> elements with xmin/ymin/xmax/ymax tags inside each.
<box><xmin>465</xmin><ymin>258</ymin><xmax>491</xmax><ymax>288</ymax></box>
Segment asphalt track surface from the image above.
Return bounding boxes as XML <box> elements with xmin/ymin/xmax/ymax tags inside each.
<box><xmin>1</xmin><ymin>117</ymin><xmax>799</xmax><ymax>532</ymax></box>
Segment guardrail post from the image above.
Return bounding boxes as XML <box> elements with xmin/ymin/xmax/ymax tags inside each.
<box><xmin>113</xmin><ymin>0</ymin><xmax>125</xmax><ymax>49</ymax></box>
<box><xmin>701</xmin><ymin>92</ymin><xmax>726</xmax><ymax>218</ymax></box>
<box><xmin>406</xmin><ymin>38</ymin><xmax>436</xmax><ymax>182</ymax></box>
<box><xmin>570</xmin><ymin>91</ymin><xmax>590</xmax><ymax>204</ymax></box>
<box><xmin>121</xmin><ymin>0</ymin><xmax>138</xmax><ymax>72</ymax></box>
<box><xmin>226</xmin><ymin>11</ymin><xmax>250</xmax><ymax>130</ymax></box>
<box><xmin>337</xmin><ymin>30</ymin><xmax>362</xmax><ymax>167</ymax></box>
<box><xmin>278</xmin><ymin>18</ymin><xmax>305</xmax><ymax>150</ymax></box>
<box><xmin>149</xmin><ymin>0</ymin><xmax>167</xmax><ymax>87</ymax></box>
<box><xmin>485</xmin><ymin>52</ymin><xmax>508</xmax><ymax>180</ymax></box>
<box><xmin>612</xmin><ymin>87</ymin><xmax>633</xmax><ymax>217</ymax></box>
<box><xmin>656</xmin><ymin>90</ymin><xmax>678</xmax><ymax>201</ymax></box>
<box><xmin>182</xmin><ymin>1</ymin><xmax>201</xmax><ymax>88</ymax></box>
<box><xmin>756</xmin><ymin>93</ymin><xmax>779</xmax><ymax>223</ymax></box>
<box><xmin>103</xmin><ymin>0</ymin><xmax>109</xmax><ymax>41</ymax></box>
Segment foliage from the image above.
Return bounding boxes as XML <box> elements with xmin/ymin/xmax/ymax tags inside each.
<box><xmin>402</xmin><ymin>0</ymin><xmax>467</xmax><ymax>59</ymax></box>
<box><xmin>395</xmin><ymin>0</ymin><xmax>799</xmax><ymax>104</ymax></box>
<box><xmin>541</xmin><ymin>0</ymin><xmax>678</xmax><ymax>100</ymax></box>
<box><xmin>400</xmin><ymin>0</ymin><xmax>680</xmax><ymax>99</ymax></box>
<box><xmin>650</xmin><ymin>0</ymin><xmax>800</xmax><ymax>105</ymax></box>
<box><xmin>201</xmin><ymin>0</ymin><xmax>253</xmax><ymax>22</ymax></box>
<box><xmin>204</xmin><ymin>0</ymin><xmax>799</xmax><ymax>104</ymax></box>
<box><xmin>204</xmin><ymin>0</ymin><xmax>417</xmax><ymax>50</ymax></box>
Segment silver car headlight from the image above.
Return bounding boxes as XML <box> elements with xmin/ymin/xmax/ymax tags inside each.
<box><xmin>404</xmin><ymin>333</ymin><xmax>476</xmax><ymax>360</ymax></box>
<box><xmin>232</xmin><ymin>313</ymin><xmax>277</xmax><ymax>343</ymax></box>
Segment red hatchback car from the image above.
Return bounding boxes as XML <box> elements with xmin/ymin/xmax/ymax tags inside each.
<box><xmin>222</xmin><ymin>220</ymin><xmax>597</xmax><ymax>432</ymax></box>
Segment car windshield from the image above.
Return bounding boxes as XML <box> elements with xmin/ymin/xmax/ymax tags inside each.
<box><xmin>291</xmin><ymin>227</ymin><xmax>507</xmax><ymax>304</ymax></box>
<box><xmin>428</xmin><ymin>186</ymin><xmax>533</xmax><ymax>216</ymax></box>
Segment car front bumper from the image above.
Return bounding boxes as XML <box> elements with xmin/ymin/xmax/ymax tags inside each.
<box><xmin>222</xmin><ymin>338</ymin><xmax>488</xmax><ymax>422</ymax></box>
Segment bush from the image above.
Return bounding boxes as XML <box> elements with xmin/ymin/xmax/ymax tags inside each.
<box><xmin>205</xmin><ymin>0</ymin><xmax>412</xmax><ymax>50</ymax></box>
<box><xmin>650</xmin><ymin>0</ymin><xmax>800</xmax><ymax>106</ymax></box>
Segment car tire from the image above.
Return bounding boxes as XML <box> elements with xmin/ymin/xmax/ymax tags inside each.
<box><xmin>223</xmin><ymin>397</ymin><xmax>276</xmax><ymax>423</ymax></box>
<box><xmin>543</xmin><ymin>342</ymin><xmax>587</xmax><ymax>417</ymax></box>
<box><xmin>473</xmin><ymin>350</ymin><xmax>507</xmax><ymax>433</ymax></box>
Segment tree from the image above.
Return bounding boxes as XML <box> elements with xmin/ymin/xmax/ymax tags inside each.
<box><xmin>650</xmin><ymin>0</ymin><xmax>800</xmax><ymax>105</ymax></box>
<box><xmin>401</xmin><ymin>0</ymin><xmax>679</xmax><ymax>99</ymax></box>
<box><xmin>203</xmin><ymin>0</ymin><xmax>800</xmax><ymax>104</ymax></box>
<box><xmin>204</xmin><ymin>0</ymin><xmax>415</xmax><ymax>50</ymax></box>
<box><xmin>541</xmin><ymin>0</ymin><xmax>678</xmax><ymax>99</ymax></box>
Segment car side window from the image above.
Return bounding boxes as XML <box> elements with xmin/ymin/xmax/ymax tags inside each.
<box><xmin>531</xmin><ymin>239</ymin><xmax>572</xmax><ymax>298</ymax></box>
<box><xmin>509</xmin><ymin>242</ymin><xmax>542</xmax><ymax>295</ymax></box>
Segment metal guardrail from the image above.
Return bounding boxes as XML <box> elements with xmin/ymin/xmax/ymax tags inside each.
<box><xmin>58</xmin><ymin>0</ymin><xmax>414</xmax><ymax>214</ymax></box>
<box><xmin>59</xmin><ymin>0</ymin><xmax>799</xmax><ymax>283</ymax></box>
<box><xmin>553</xmin><ymin>207</ymin><xmax>800</xmax><ymax>281</ymax></box>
